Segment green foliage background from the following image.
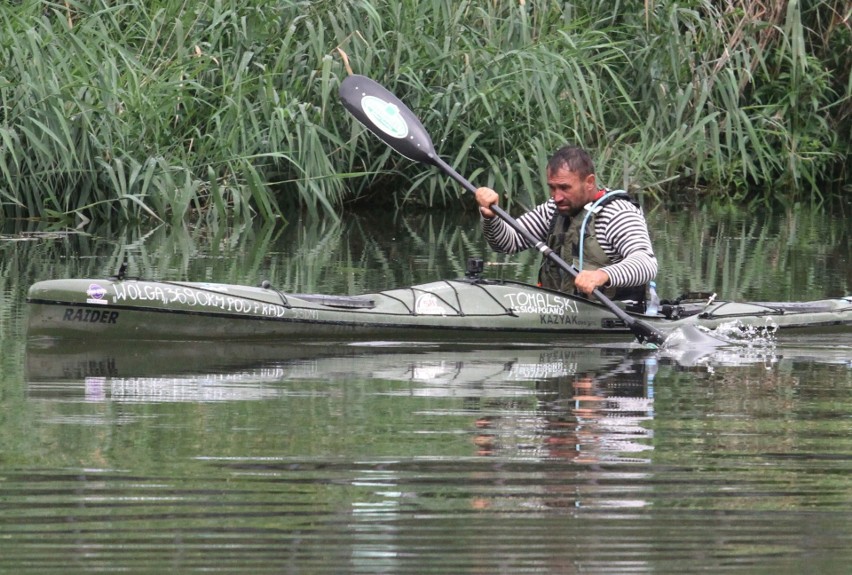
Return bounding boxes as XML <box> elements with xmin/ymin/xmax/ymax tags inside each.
<box><xmin>1</xmin><ymin>0</ymin><xmax>849</xmax><ymax>224</ymax></box>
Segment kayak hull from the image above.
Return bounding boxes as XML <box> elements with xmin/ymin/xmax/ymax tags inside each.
<box><xmin>26</xmin><ymin>277</ymin><xmax>852</xmax><ymax>341</ymax></box>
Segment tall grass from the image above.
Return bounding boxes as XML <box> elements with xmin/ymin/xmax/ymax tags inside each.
<box><xmin>1</xmin><ymin>0</ymin><xmax>347</xmax><ymax>224</ymax></box>
<box><xmin>1</xmin><ymin>0</ymin><xmax>848</xmax><ymax>224</ymax></box>
<box><xmin>616</xmin><ymin>0</ymin><xmax>850</xmax><ymax>204</ymax></box>
<box><xmin>371</xmin><ymin>0</ymin><xmax>850</xmax><ymax>207</ymax></box>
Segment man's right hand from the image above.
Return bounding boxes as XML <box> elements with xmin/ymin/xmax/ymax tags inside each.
<box><xmin>475</xmin><ymin>187</ymin><xmax>499</xmax><ymax>219</ymax></box>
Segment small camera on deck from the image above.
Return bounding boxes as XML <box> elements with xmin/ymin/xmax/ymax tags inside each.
<box><xmin>465</xmin><ymin>257</ymin><xmax>485</xmax><ymax>279</ymax></box>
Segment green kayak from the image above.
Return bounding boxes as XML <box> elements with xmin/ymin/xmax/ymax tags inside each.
<box><xmin>26</xmin><ymin>274</ymin><xmax>852</xmax><ymax>342</ymax></box>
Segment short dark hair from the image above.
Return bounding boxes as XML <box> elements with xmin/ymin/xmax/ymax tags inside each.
<box><xmin>546</xmin><ymin>145</ymin><xmax>595</xmax><ymax>179</ymax></box>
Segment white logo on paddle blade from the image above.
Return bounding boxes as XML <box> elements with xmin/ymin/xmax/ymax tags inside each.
<box><xmin>361</xmin><ymin>95</ymin><xmax>409</xmax><ymax>139</ymax></box>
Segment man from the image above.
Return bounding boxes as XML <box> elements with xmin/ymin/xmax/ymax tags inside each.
<box><xmin>474</xmin><ymin>145</ymin><xmax>657</xmax><ymax>302</ymax></box>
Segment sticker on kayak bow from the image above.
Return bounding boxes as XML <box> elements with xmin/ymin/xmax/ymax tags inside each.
<box><xmin>86</xmin><ymin>283</ymin><xmax>108</xmax><ymax>305</ymax></box>
<box><xmin>415</xmin><ymin>293</ymin><xmax>446</xmax><ymax>316</ymax></box>
<box><xmin>361</xmin><ymin>95</ymin><xmax>409</xmax><ymax>139</ymax></box>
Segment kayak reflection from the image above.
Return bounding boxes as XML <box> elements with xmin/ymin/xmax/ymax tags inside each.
<box><xmin>26</xmin><ymin>338</ymin><xmax>655</xmax><ymax>402</ymax></box>
<box><xmin>26</xmin><ymin>335</ymin><xmax>848</xmax><ymax>404</ymax></box>
<box><xmin>26</xmin><ymin>338</ymin><xmax>659</xmax><ymax>475</ymax></box>
<box><xmin>26</xmin><ymin>336</ymin><xmax>852</xmax><ymax>402</ymax></box>
<box><xmin>25</xmin><ymin>336</ymin><xmax>848</xmax><ymax>517</ymax></box>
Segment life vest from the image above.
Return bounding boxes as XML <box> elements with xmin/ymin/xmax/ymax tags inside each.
<box><xmin>538</xmin><ymin>190</ymin><xmax>647</xmax><ymax>302</ymax></box>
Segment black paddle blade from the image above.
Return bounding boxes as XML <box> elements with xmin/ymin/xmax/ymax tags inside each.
<box><xmin>339</xmin><ymin>75</ymin><xmax>439</xmax><ymax>166</ymax></box>
<box><xmin>632</xmin><ymin>319</ymin><xmax>667</xmax><ymax>346</ymax></box>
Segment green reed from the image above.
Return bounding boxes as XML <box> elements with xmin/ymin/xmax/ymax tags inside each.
<box><xmin>1</xmin><ymin>0</ymin><xmax>848</xmax><ymax>224</ymax></box>
<box><xmin>1</xmin><ymin>0</ymin><xmax>345</xmax><ymax>224</ymax></box>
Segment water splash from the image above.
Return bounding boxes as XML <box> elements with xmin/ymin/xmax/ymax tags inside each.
<box><xmin>712</xmin><ymin>318</ymin><xmax>779</xmax><ymax>347</ymax></box>
<box><xmin>658</xmin><ymin>319</ymin><xmax>781</xmax><ymax>368</ymax></box>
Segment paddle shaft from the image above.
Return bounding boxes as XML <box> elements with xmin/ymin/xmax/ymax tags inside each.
<box><xmin>430</xmin><ymin>156</ymin><xmax>656</xmax><ymax>338</ymax></box>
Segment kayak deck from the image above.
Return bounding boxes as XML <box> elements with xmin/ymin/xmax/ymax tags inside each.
<box><xmin>26</xmin><ymin>276</ymin><xmax>852</xmax><ymax>341</ymax></box>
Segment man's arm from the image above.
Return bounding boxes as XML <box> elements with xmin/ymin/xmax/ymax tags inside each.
<box><xmin>481</xmin><ymin>199</ymin><xmax>556</xmax><ymax>254</ymax></box>
<box><xmin>596</xmin><ymin>202</ymin><xmax>658</xmax><ymax>287</ymax></box>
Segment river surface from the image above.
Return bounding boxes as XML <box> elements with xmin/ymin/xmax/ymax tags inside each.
<box><xmin>1</xmin><ymin>205</ymin><xmax>851</xmax><ymax>573</ymax></box>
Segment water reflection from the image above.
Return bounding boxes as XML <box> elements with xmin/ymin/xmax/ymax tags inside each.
<box><xmin>23</xmin><ymin>337</ymin><xmax>670</xmax><ymax>570</ymax></box>
<box><xmin>467</xmin><ymin>352</ymin><xmax>652</xmax><ymax>458</ymax></box>
<box><xmin>25</xmin><ymin>340</ymin><xmax>654</xmax><ymax>520</ymax></box>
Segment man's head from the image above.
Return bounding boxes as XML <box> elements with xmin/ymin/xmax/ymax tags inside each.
<box><xmin>546</xmin><ymin>146</ymin><xmax>598</xmax><ymax>215</ymax></box>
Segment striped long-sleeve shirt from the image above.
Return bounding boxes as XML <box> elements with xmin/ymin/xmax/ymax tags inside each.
<box><xmin>481</xmin><ymin>196</ymin><xmax>658</xmax><ymax>287</ymax></box>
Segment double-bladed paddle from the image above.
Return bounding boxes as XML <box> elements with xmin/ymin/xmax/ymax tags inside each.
<box><xmin>339</xmin><ymin>74</ymin><xmax>667</xmax><ymax>346</ymax></box>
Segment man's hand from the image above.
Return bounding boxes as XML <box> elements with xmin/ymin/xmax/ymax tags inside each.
<box><xmin>574</xmin><ymin>269</ymin><xmax>610</xmax><ymax>296</ymax></box>
<box><xmin>475</xmin><ymin>187</ymin><xmax>499</xmax><ymax>219</ymax></box>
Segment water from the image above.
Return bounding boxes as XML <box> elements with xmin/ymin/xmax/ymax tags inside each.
<box><xmin>1</xmin><ymin>207</ymin><xmax>851</xmax><ymax>573</ymax></box>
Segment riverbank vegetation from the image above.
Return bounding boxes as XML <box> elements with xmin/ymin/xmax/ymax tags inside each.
<box><xmin>1</xmin><ymin>0</ymin><xmax>849</xmax><ymax>224</ymax></box>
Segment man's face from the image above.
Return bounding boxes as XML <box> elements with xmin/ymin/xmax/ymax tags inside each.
<box><xmin>547</xmin><ymin>166</ymin><xmax>597</xmax><ymax>215</ymax></box>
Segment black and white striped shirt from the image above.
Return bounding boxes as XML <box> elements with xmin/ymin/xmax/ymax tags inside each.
<box><xmin>481</xmin><ymin>196</ymin><xmax>658</xmax><ymax>287</ymax></box>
